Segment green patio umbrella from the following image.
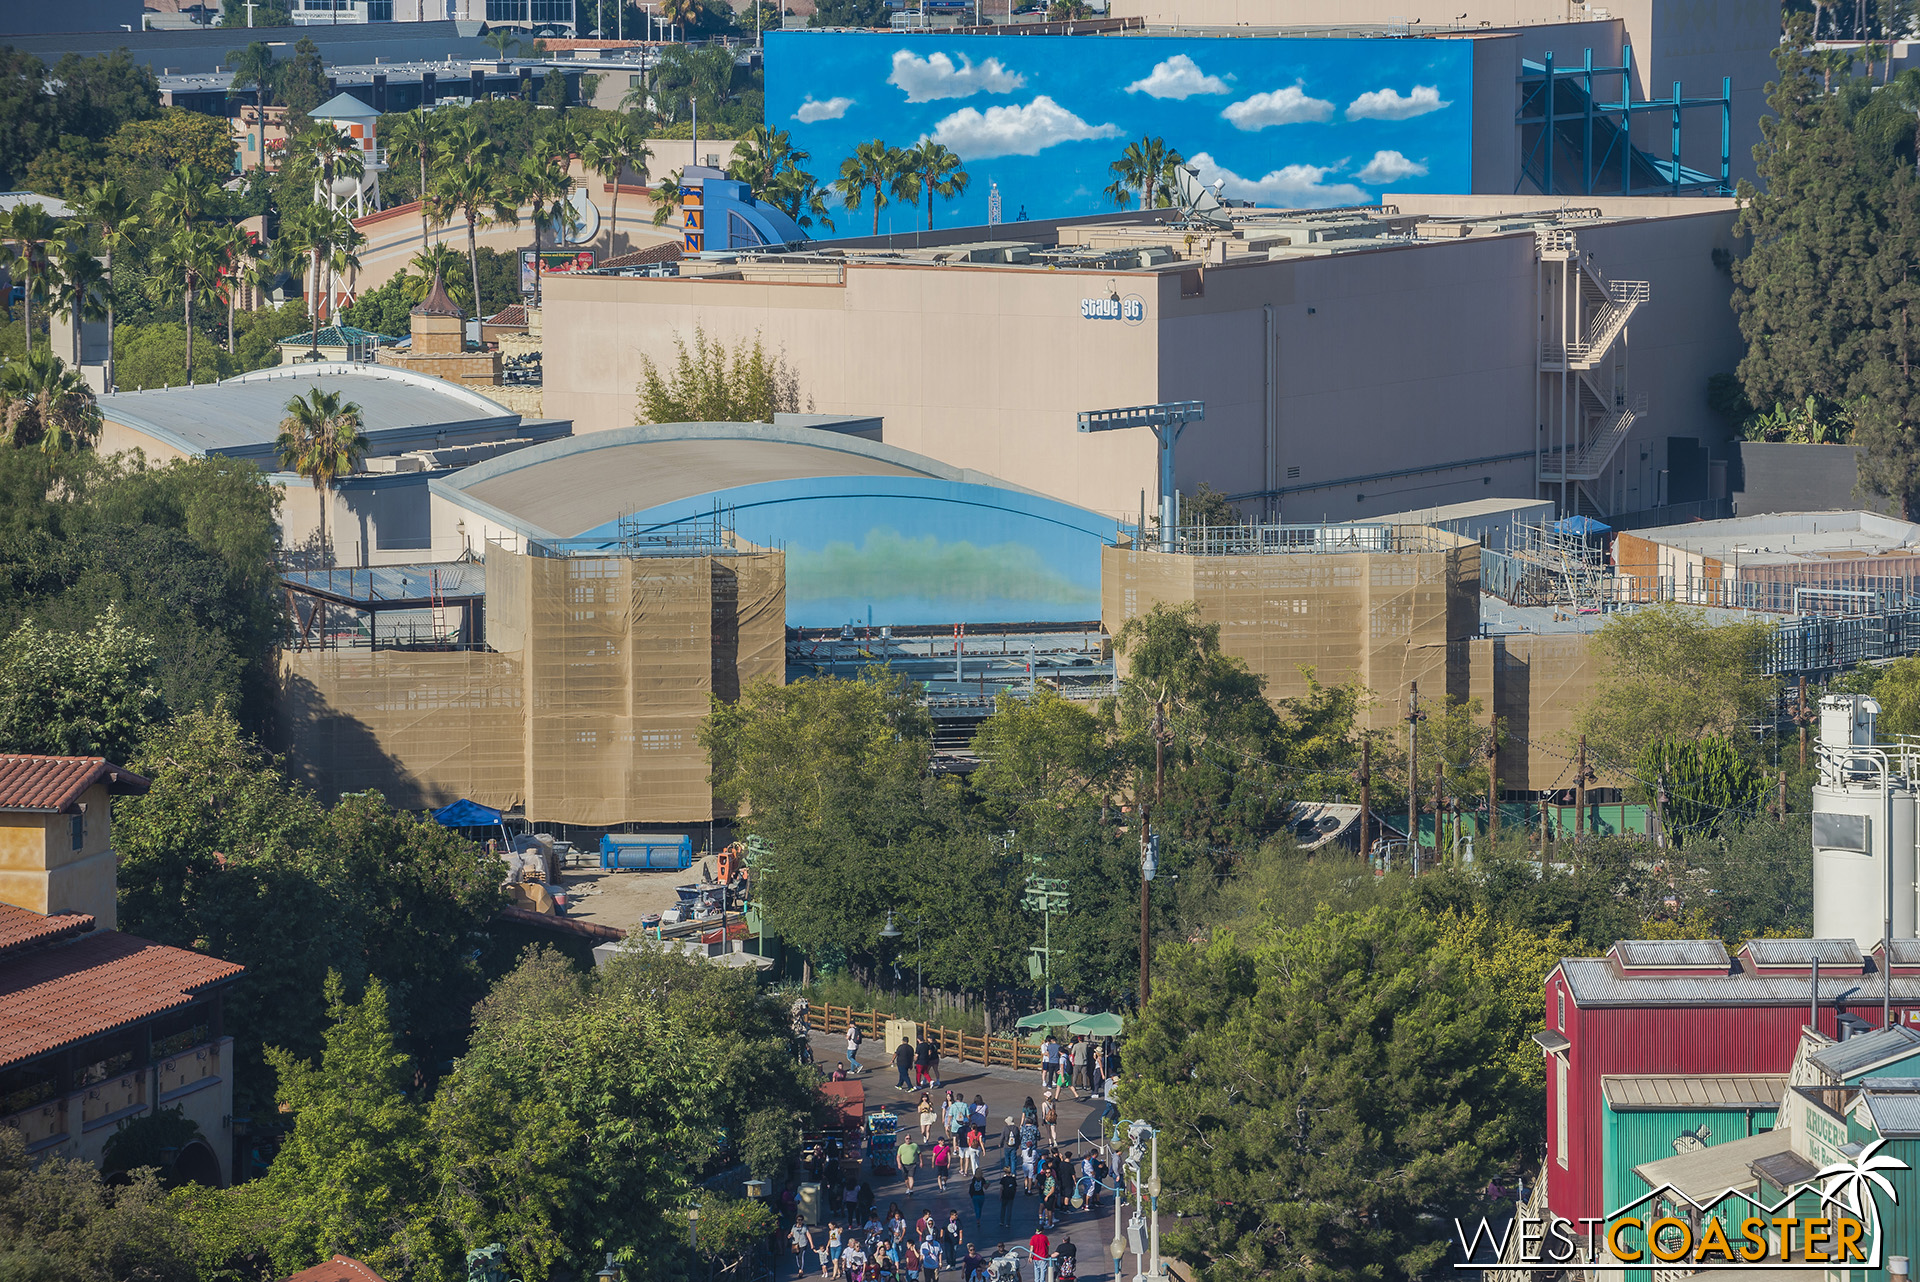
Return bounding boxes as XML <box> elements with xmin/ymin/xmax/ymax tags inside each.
<box><xmin>1015</xmin><ymin>1008</ymin><xmax>1083</xmax><ymax>1029</ymax></box>
<box><xmin>1068</xmin><ymin>1012</ymin><xmax>1124</xmax><ymax>1037</ymax></box>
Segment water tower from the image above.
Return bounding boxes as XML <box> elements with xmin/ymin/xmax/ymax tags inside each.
<box><xmin>1812</xmin><ymin>693</ymin><xmax>1920</xmax><ymax>951</ymax></box>
<box><xmin>309</xmin><ymin>91</ymin><xmax>386</xmax><ymax>218</ymax></box>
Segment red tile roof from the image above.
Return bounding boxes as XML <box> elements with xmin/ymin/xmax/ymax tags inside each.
<box><xmin>0</xmin><ymin>904</ymin><xmax>95</xmax><ymax>958</ymax></box>
<box><xmin>482</xmin><ymin>303</ymin><xmax>528</xmax><ymax>328</ymax></box>
<box><xmin>283</xmin><ymin>1257</ymin><xmax>386</xmax><ymax>1282</ymax></box>
<box><xmin>0</xmin><ymin>930</ymin><xmax>245</xmax><ymax>1069</ymax></box>
<box><xmin>0</xmin><ymin>756</ymin><xmax>149</xmax><ymax>813</ymax></box>
<box><xmin>603</xmin><ymin>241</ymin><xmax>685</xmax><ymax>268</ymax></box>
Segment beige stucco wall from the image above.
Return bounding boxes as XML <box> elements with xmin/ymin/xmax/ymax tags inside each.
<box><xmin>541</xmin><ymin>198</ymin><xmax>1742</xmax><ymax>524</ymax></box>
<box><xmin>0</xmin><ymin>783</ymin><xmax>119</xmax><ymax>928</ymax></box>
<box><xmin>98</xmin><ymin>418</ymin><xmax>191</xmax><ymax>461</ymax></box>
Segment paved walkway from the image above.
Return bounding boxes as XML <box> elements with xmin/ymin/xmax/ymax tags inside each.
<box><xmin>787</xmin><ymin>1030</ymin><xmax>1128</xmax><ymax>1282</ymax></box>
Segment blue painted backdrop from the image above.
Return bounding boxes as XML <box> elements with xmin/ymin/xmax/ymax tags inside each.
<box><xmin>577</xmin><ymin>477</ymin><xmax>1115</xmax><ymax>627</ymax></box>
<box><xmin>764</xmin><ymin>32</ymin><xmax>1475</xmax><ymax>229</ymax></box>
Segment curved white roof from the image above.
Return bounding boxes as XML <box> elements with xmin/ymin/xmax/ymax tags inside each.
<box><xmin>99</xmin><ymin>363</ymin><xmax>527</xmax><ymax>466</ymax></box>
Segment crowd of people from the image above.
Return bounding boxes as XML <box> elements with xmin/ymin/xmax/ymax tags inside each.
<box><xmin>785</xmin><ymin>1027</ymin><xmax>1121</xmax><ymax>1282</ymax></box>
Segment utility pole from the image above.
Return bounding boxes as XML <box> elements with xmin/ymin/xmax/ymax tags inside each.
<box><xmin>1797</xmin><ymin>675</ymin><xmax>1812</xmax><ymax>770</ymax></box>
<box><xmin>1575</xmin><ymin>735</ymin><xmax>1588</xmax><ymax>841</ymax></box>
<box><xmin>1406</xmin><ymin>682</ymin><xmax>1421</xmax><ymax>874</ymax></box>
<box><xmin>1433</xmin><ymin>761</ymin><xmax>1446</xmax><ymax>868</ymax></box>
<box><xmin>1486</xmin><ymin>735</ymin><xmax>1499</xmax><ymax>847</ymax></box>
<box><xmin>1359</xmin><ymin>739</ymin><xmax>1371</xmax><ymax>863</ymax></box>
<box><xmin>1779</xmin><ymin>769</ymin><xmax>1789</xmax><ymax>821</ymax></box>
<box><xmin>1140</xmin><ymin>699</ymin><xmax>1164</xmax><ymax>1010</ymax></box>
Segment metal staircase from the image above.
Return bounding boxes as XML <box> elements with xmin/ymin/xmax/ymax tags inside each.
<box><xmin>1536</xmin><ymin>230</ymin><xmax>1649</xmax><ymax>514</ymax></box>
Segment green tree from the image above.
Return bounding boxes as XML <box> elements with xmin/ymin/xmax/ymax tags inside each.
<box><xmin>50</xmin><ymin>239</ymin><xmax>108</xmax><ymax>371</ymax></box>
<box><xmin>1124</xmin><ymin>904</ymin><xmax>1514</xmax><ymax>1282</ymax></box>
<box><xmin>431</xmin><ymin>945</ymin><xmax>817</xmax><ymax>1277</ymax></box>
<box><xmin>382</xmin><ymin>107</ymin><xmax>441</xmax><ymax>254</ymax></box>
<box><xmin>583</xmin><ymin>114</ymin><xmax>651</xmax><ymax>256</ymax></box>
<box><xmin>228</xmin><ymin>41</ymin><xmax>280</xmax><ymax>172</ymax></box>
<box><xmin>48</xmin><ymin>50</ymin><xmax>161</xmax><ymax>143</ymax></box>
<box><xmin>835</xmin><ymin>140</ymin><xmax>900</xmax><ymax>236</ymax></box>
<box><xmin>1575</xmin><ymin>603</ymin><xmax>1777</xmax><ymax>772</ymax></box>
<box><xmin>0</xmin><ymin>348</ymin><xmax>104</xmax><ymax>452</ymax></box>
<box><xmin>635</xmin><ymin>327</ymin><xmax>803</xmax><ymax>424</ymax></box>
<box><xmin>1641</xmin><ymin>733</ymin><xmax>1768</xmax><ymax>841</ymax></box>
<box><xmin>2</xmin><ymin>201</ymin><xmax>65</xmax><ymax>350</ymax></box>
<box><xmin>1730</xmin><ymin>20</ymin><xmax>1920</xmax><ymax>511</ymax></box>
<box><xmin>75</xmin><ymin>179</ymin><xmax>142</xmax><ymax>393</ymax></box>
<box><xmin>0</xmin><ymin>608</ymin><xmax>162</xmax><ymax>762</ymax></box>
<box><xmin>277</xmin><ymin>38</ymin><xmax>328</xmax><ymax>127</ymax></box>
<box><xmin>106</xmin><ymin>110</ymin><xmax>238</xmax><ymax>192</ymax></box>
<box><xmin>0</xmin><ymin>1129</ymin><xmax>197</xmax><ymax>1281</ymax></box>
<box><xmin>430</xmin><ymin>147</ymin><xmax>519</xmax><ymax>323</ymax></box>
<box><xmin>276</xmin><ymin>387</ymin><xmax>368</xmax><ymax>562</ymax></box>
<box><xmin>259</xmin><ymin>974</ymin><xmax>441</xmax><ymax>1277</ymax></box>
<box><xmin>482</xmin><ymin>28</ymin><xmax>523</xmax><ymax>59</ymax></box>
<box><xmin>1105</xmin><ymin>136</ymin><xmax>1184</xmax><ymax>210</ymax></box>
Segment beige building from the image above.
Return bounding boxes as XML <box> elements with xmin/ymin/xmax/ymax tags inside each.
<box><xmin>0</xmin><ymin>757</ymin><xmax>149</xmax><ymax>931</ymax></box>
<box><xmin>544</xmin><ymin>194</ymin><xmax>1743</xmax><ymax>527</ymax></box>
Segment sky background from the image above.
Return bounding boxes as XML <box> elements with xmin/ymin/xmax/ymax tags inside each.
<box><xmin>764</xmin><ymin>33</ymin><xmax>1475</xmax><ymax>231</ymax></box>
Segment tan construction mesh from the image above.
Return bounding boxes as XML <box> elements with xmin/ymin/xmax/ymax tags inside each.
<box><xmin>1465</xmin><ymin>633</ymin><xmax>1610</xmax><ymax>791</ymax></box>
<box><xmin>280</xmin><ymin>542</ymin><xmax>786</xmax><ymax>826</ymax></box>
<box><xmin>278</xmin><ymin>648</ymin><xmax>527</xmax><ymax>811</ymax></box>
<box><xmin>1101</xmin><ymin>527</ymin><xmax>1477</xmax><ymax>733</ymax></box>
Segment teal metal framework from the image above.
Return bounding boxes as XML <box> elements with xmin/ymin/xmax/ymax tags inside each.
<box><xmin>1517</xmin><ymin>46</ymin><xmax>1732</xmax><ymax>197</ymax></box>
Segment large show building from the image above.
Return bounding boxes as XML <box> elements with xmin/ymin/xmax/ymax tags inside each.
<box><xmin>544</xmin><ymin>194</ymin><xmax>1744</xmax><ymax>527</ymax></box>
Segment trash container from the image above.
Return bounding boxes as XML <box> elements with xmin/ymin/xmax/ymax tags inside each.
<box><xmin>797</xmin><ymin>1182</ymin><xmax>826</xmax><ymax>1226</ymax></box>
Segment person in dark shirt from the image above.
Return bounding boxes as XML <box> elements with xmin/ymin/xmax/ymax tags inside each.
<box><xmin>895</xmin><ymin>1037</ymin><xmax>916</xmax><ymax>1091</ymax></box>
<box><xmin>997</xmin><ymin>1169</ymin><xmax>1018</xmax><ymax>1227</ymax></box>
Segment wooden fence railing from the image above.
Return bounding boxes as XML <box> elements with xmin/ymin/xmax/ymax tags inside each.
<box><xmin>805</xmin><ymin>1004</ymin><xmax>1045</xmax><ymax>1071</ymax></box>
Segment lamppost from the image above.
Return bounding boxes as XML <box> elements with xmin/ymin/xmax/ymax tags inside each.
<box><xmin>879</xmin><ymin>911</ymin><xmax>926</xmax><ymax>1012</ymax></box>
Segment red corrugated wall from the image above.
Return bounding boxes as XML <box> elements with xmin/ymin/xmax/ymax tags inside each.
<box><xmin>1546</xmin><ymin>977</ymin><xmax>1908</xmax><ymax>1224</ymax></box>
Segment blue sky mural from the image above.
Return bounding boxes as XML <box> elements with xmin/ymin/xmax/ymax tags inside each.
<box><xmin>582</xmin><ymin>477</ymin><xmax>1113</xmax><ymax>628</ymax></box>
<box><xmin>764</xmin><ymin>33</ymin><xmax>1475</xmax><ymax>229</ymax></box>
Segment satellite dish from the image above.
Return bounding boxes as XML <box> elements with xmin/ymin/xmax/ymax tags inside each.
<box><xmin>1171</xmin><ymin>165</ymin><xmax>1225</xmax><ymax>225</ymax></box>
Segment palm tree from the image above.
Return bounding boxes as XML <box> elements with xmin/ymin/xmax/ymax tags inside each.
<box><xmin>888</xmin><ymin>150</ymin><xmax>922</xmax><ymax>220</ymax></box>
<box><xmin>383</xmin><ymin>108</ymin><xmax>441</xmax><ymax>252</ymax></box>
<box><xmin>49</xmin><ymin>241</ymin><xmax>108</xmax><ymax>371</ymax></box>
<box><xmin>730</xmin><ymin>124</ymin><xmax>806</xmax><ymax>201</ymax></box>
<box><xmin>912</xmin><ymin>142</ymin><xmax>968</xmax><ymax>230</ymax></box>
<box><xmin>0</xmin><ymin>349</ymin><xmax>103</xmax><ymax>452</ymax></box>
<box><xmin>406</xmin><ymin>243</ymin><xmax>473</xmax><ymax>311</ymax></box>
<box><xmin>227</xmin><ymin>41</ymin><xmax>278</xmax><ymax>173</ymax></box>
<box><xmin>76</xmin><ymin>180</ymin><xmax>140</xmax><ymax>392</ymax></box>
<box><xmin>517</xmin><ymin>151</ymin><xmax>575</xmax><ymax>307</ymax></box>
<box><xmin>432</xmin><ymin>153</ymin><xmax>519</xmax><ymax>320</ymax></box>
<box><xmin>214</xmin><ymin>224</ymin><xmax>260</xmax><ymax>353</ymax></box>
<box><xmin>481</xmin><ymin>27</ymin><xmax>521</xmax><ymax>59</ymax></box>
<box><xmin>651</xmin><ymin>168</ymin><xmax>686</xmax><ymax>228</ymax></box>
<box><xmin>147</xmin><ymin>225</ymin><xmax>222</xmax><ymax>381</ymax></box>
<box><xmin>768</xmin><ymin>167</ymin><xmax>835</xmax><ymax>234</ymax></box>
<box><xmin>835</xmin><ymin>140</ymin><xmax>900</xmax><ymax>236</ymax></box>
<box><xmin>1</xmin><ymin>203</ymin><xmax>65</xmax><ymax>351</ymax></box>
<box><xmin>583</xmin><ymin>115</ymin><xmax>651</xmax><ymax>255</ymax></box>
<box><xmin>276</xmin><ymin>387</ymin><xmax>368</xmax><ymax>565</ymax></box>
<box><xmin>1106</xmin><ymin>136</ymin><xmax>1183</xmax><ymax>211</ymax></box>
<box><xmin>148</xmin><ymin>167</ymin><xmax>221</xmax><ymax>372</ymax></box>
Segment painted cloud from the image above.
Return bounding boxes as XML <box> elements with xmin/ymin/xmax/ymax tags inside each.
<box><xmin>1345</xmin><ymin>84</ymin><xmax>1451</xmax><ymax>120</ymax></box>
<box><xmin>1187</xmin><ymin>151</ymin><xmax>1368</xmax><ymax>208</ymax></box>
<box><xmin>794</xmin><ymin>95</ymin><xmax>855</xmax><ymax>123</ymax></box>
<box><xmin>930</xmin><ymin>96</ymin><xmax>1121</xmax><ymax>158</ymax></box>
<box><xmin>1221</xmin><ymin>83</ymin><xmax>1335</xmax><ymax>131</ymax></box>
<box><xmin>1356</xmin><ymin>150</ymin><xmax>1427</xmax><ymax>183</ymax></box>
<box><xmin>1125</xmin><ymin>54</ymin><xmax>1230</xmax><ymax>99</ymax></box>
<box><xmin>888</xmin><ymin>49</ymin><xmax>1026</xmax><ymax>102</ymax></box>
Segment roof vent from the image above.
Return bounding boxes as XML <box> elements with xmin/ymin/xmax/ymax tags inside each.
<box><xmin>1609</xmin><ymin>939</ymin><xmax>1731</xmax><ymax>972</ymax></box>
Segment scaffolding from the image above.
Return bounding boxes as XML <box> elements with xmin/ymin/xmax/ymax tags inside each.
<box><xmin>1484</xmin><ymin>522</ymin><xmax>1609</xmax><ymax>611</ymax></box>
<box><xmin>1517</xmin><ymin>45</ymin><xmax>1733</xmax><ymax>198</ymax></box>
<box><xmin>1536</xmin><ymin>228</ymin><xmax>1649</xmax><ymax>518</ymax></box>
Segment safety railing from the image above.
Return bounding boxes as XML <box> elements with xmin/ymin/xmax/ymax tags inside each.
<box><xmin>805</xmin><ymin>1004</ymin><xmax>1048</xmax><ymax>1071</ymax></box>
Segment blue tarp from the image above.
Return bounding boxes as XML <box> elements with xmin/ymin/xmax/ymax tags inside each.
<box><xmin>1551</xmin><ymin>515</ymin><xmax>1612</xmax><ymax>536</ymax></box>
<box><xmin>433</xmin><ymin>798</ymin><xmax>503</xmax><ymax>827</ymax></box>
